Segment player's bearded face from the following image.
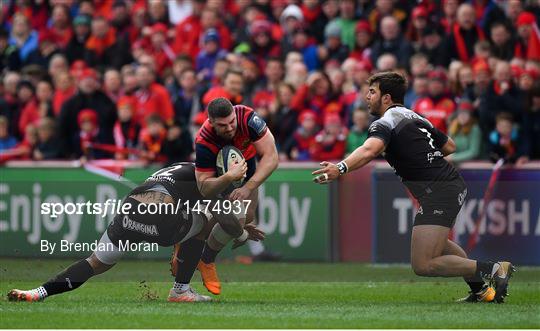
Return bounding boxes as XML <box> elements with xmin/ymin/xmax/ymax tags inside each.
<box><xmin>212</xmin><ymin>112</ymin><xmax>237</xmax><ymax>139</ymax></box>
<box><xmin>366</xmin><ymin>85</ymin><xmax>382</xmax><ymax>115</ymax></box>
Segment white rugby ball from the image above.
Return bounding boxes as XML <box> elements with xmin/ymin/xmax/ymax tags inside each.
<box><xmin>216</xmin><ymin>145</ymin><xmax>245</xmax><ymax>188</ymax></box>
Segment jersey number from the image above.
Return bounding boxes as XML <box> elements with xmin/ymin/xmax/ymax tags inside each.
<box><xmin>418</xmin><ymin>128</ymin><xmax>435</xmax><ymax>149</ymax></box>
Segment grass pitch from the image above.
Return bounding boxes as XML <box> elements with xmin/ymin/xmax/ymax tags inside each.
<box><xmin>1</xmin><ymin>258</ymin><xmax>539</xmax><ymax>328</ymax></box>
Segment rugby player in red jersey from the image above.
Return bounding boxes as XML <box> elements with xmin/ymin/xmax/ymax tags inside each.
<box><xmin>172</xmin><ymin>96</ymin><xmax>278</xmax><ymax>295</ymax></box>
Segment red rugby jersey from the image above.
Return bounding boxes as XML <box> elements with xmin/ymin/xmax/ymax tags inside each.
<box><xmin>195</xmin><ymin>105</ymin><xmax>268</xmax><ymax>172</ymax></box>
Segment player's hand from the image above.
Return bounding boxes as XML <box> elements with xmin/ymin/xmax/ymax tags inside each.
<box><xmin>312</xmin><ymin>161</ymin><xmax>340</xmax><ymax>184</ymax></box>
<box><xmin>229</xmin><ymin>186</ymin><xmax>251</xmax><ymax>201</ymax></box>
<box><xmin>226</xmin><ymin>158</ymin><xmax>247</xmax><ymax>182</ymax></box>
<box><xmin>232</xmin><ymin>224</ymin><xmax>265</xmax><ymax>249</ymax></box>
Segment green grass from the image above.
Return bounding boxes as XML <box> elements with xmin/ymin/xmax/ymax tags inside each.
<box><xmin>1</xmin><ymin>258</ymin><xmax>539</xmax><ymax>328</ymax></box>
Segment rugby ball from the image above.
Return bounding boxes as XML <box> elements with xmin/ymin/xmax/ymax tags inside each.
<box><xmin>216</xmin><ymin>145</ymin><xmax>245</xmax><ymax>188</ymax></box>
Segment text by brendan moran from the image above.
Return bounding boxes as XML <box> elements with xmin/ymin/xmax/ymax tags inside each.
<box><xmin>40</xmin><ymin>240</ymin><xmax>158</xmax><ymax>255</ymax></box>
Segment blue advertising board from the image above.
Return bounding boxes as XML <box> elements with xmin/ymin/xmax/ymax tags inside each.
<box><xmin>373</xmin><ymin>167</ymin><xmax>540</xmax><ymax>265</ymax></box>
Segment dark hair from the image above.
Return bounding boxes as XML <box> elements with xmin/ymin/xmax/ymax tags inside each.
<box><xmin>146</xmin><ymin>113</ymin><xmax>163</xmax><ymax>125</ymax></box>
<box><xmin>495</xmin><ymin>112</ymin><xmax>513</xmax><ymax>123</ymax></box>
<box><xmin>367</xmin><ymin>71</ymin><xmax>408</xmax><ymax>104</ymax></box>
<box><xmin>224</xmin><ymin>69</ymin><xmax>243</xmax><ymax>81</ymax></box>
<box><xmin>208</xmin><ymin>97</ymin><xmax>233</xmax><ymax>119</ymax></box>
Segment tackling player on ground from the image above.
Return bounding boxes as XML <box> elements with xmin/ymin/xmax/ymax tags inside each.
<box><xmin>313</xmin><ymin>71</ymin><xmax>514</xmax><ymax>303</ymax></box>
<box><xmin>171</xmin><ymin>96</ymin><xmax>279</xmax><ymax>295</ymax></box>
<box><xmin>8</xmin><ymin>163</ymin><xmax>264</xmax><ymax>302</ymax></box>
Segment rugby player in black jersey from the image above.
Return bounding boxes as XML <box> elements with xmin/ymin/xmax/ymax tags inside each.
<box><xmin>8</xmin><ymin>163</ymin><xmax>264</xmax><ymax>302</ymax></box>
<box><xmin>313</xmin><ymin>71</ymin><xmax>514</xmax><ymax>303</ymax></box>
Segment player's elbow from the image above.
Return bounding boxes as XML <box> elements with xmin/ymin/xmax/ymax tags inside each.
<box><xmin>444</xmin><ymin>139</ymin><xmax>456</xmax><ymax>155</ymax></box>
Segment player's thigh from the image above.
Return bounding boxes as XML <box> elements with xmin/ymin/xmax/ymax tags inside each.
<box><xmin>245</xmin><ymin>188</ymin><xmax>258</xmax><ymax>224</ymax></box>
<box><xmin>411</xmin><ymin>225</ymin><xmax>450</xmax><ymax>268</ymax></box>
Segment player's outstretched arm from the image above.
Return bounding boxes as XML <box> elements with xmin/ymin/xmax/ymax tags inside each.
<box><xmin>313</xmin><ymin>137</ymin><xmax>385</xmax><ymax>184</ymax></box>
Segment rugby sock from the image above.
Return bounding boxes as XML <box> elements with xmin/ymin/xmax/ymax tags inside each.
<box><xmin>42</xmin><ymin>260</ymin><xmax>94</xmax><ymax>296</ymax></box>
<box><xmin>465</xmin><ymin>278</ymin><xmax>485</xmax><ymax>293</ymax></box>
<box><xmin>175</xmin><ymin>237</ymin><xmax>205</xmax><ymax>285</ymax></box>
<box><xmin>200</xmin><ymin>244</ymin><xmax>220</xmax><ymax>264</ymax></box>
<box><xmin>173</xmin><ymin>282</ymin><xmax>190</xmax><ymax>293</ymax></box>
<box><xmin>475</xmin><ymin>261</ymin><xmax>498</xmax><ymax>279</ymax></box>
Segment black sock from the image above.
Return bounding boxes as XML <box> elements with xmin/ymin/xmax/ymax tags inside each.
<box><xmin>200</xmin><ymin>243</ymin><xmax>220</xmax><ymax>264</ymax></box>
<box><xmin>465</xmin><ymin>277</ymin><xmax>485</xmax><ymax>293</ymax></box>
<box><xmin>475</xmin><ymin>261</ymin><xmax>496</xmax><ymax>279</ymax></box>
<box><xmin>175</xmin><ymin>238</ymin><xmax>205</xmax><ymax>284</ymax></box>
<box><xmin>42</xmin><ymin>260</ymin><xmax>94</xmax><ymax>296</ymax></box>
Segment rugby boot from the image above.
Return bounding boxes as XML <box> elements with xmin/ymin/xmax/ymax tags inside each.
<box><xmin>492</xmin><ymin>261</ymin><xmax>516</xmax><ymax>303</ymax></box>
<box><xmin>197</xmin><ymin>261</ymin><xmax>221</xmax><ymax>295</ymax></box>
<box><xmin>457</xmin><ymin>285</ymin><xmax>495</xmax><ymax>303</ymax></box>
<box><xmin>167</xmin><ymin>287</ymin><xmax>211</xmax><ymax>302</ymax></box>
<box><xmin>7</xmin><ymin>288</ymin><xmax>46</xmax><ymax>302</ymax></box>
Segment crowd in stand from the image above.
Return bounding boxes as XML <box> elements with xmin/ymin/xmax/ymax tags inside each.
<box><xmin>0</xmin><ymin>0</ymin><xmax>539</xmax><ymax>166</ymax></box>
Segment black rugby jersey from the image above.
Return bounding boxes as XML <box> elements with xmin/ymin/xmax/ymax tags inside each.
<box><xmin>128</xmin><ymin>162</ymin><xmax>204</xmax><ymax>204</ymax></box>
<box><xmin>367</xmin><ymin>105</ymin><xmax>459</xmax><ymax>198</ymax></box>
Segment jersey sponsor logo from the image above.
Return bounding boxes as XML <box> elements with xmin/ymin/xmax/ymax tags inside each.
<box><xmin>427</xmin><ymin>151</ymin><xmax>443</xmax><ymax>163</ymax></box>
<box><xmin>122</xmin><ymin>215</ymin><xmax>159</xmax><ymax>236</ymax></box>
<box><xmin>433</xmin><ymin>209</ymin><xmax>444</xmax><ymax>215</ymax></box>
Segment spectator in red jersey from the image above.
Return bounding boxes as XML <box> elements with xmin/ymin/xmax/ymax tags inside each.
<box><xmin>52</xmin><ymin>71</ymin><xmax>75</xmax><ymax>116</ymax></box>
<box><xmin>515</xmin><ymin>12</ymin><xmax>540</xmax><ymax>61</ymax></box>
<box><xmin>49</xmin><ymin>4</ymin><xmax>73</xmax><ymax>49</ymax></box>
<box><xmin>114</xmin><ymin>96</ymin><xmax>140</xmax><ymax>160</ymax></box>
<box><xmin>138</xmin><ymin>23</ymin><xmax>176</xmax><ymax>77</ymax></box>
<box><xmin>173</xmin><ymin>6</ymin><xmax>232</xmax><ymax>61</ymax></box>
<box><xmin>74</xmin><ymin>108</ymin><xmax>111</xmax><ymax>160</ymax></box>
<box><xmin>291</xmin><ymin>71</ymin><xmax>338</xmax><ymax>123</ymax></box>
<box><xmin>139</xmin><ymin>114</ymin><xmax>167</xmax><ymax>162</ymax></box>
<box><xmin>286</xmin><ymin>109</ymin><xmax>318</xmax><ymax>161</ymax></box>
<box><xmin>18</xmin><ymin>80</ymin><xmax>54</xmax><ymax>135</ymax></box>
<box><xmin>413</xmin><ymin>68</ymin><xmax>456</xmax><ymax>133</ymax></box>
<box><xmin>202</xmin><ymin>69</ymin><xmax>244</xmax><ymax>107</ymax></box>
<box><xmin>172</xmin><ymin>0</ymin><xmax>205</xmax><ymax>59</ymax></box>
<box><xmin>479</xmin><ymin>60</ymin><xmax>525</xmax><ymax>136</ymax></box>
<box><xmin>134</xmin><ymin>64</ymin><xmax>174</xmax><ymax>126</ymax></box>
<box><xmin>440</xmin><ymin>0</ymin><xmax>459</xmax><ymax>34</ymax></box>
<box><xmin>238</xmin><ymin>19</ymin><xmax>281</xmax><ymax>71</ymax></box>
<box><xmin>443</xmin><ymin>3</ymin><xmax>486</xmax><ymax>66</ymax></box>
<box><xmin>310</xmin><ymin>112</ymin><xmax>347</xmax><ymax>161</ymax></box>
<box><xmin>13</xmin><ymin>80</ymin><xmax>35</xmax><ymax>139</ymax></box>
<box><xmin>85</xmin><ymin>16</ymin><xmax>133</xmax><ymax>69</ymax></box>
<box><xmin>349</xmin><ymin>20</ymin><xmax>372</xmax><ymax>64</ymax></box>
<box><xmin>405</xmin><ymin>6</ymin><xmax>429</xmax><ymax>50</ymax></box>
